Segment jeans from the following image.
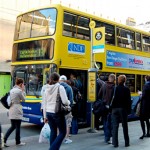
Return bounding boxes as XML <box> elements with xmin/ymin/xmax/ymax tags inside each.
<box><xmin>4</xmin><ymin>119</ymin><xmax>21</xmax><ymax>144</ymax></box>
<box><xmin>103</xmin><ymin>113</ymin><xmax>112</xmax><ymax>142</ymax></box>
<box><xmin>111</xmin><ymin>108</ymin><xmax>129</xmax><ymax>146</ymax></box>
<box><xmin>47</xmin><ymin>112</ymin><xmax>66</xmax><ymax>150</ymax></box>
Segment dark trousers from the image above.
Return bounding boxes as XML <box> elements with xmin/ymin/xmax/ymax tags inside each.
<box><xmin>4</xmin><ymin>119</ymin><xmax>21</xmax><ymax>144</ymax></box>
<box><xmin>140</xmin><ymin>118</ymin><xmax>150</xmax><ymax>136</ymax></box>
<box><xmin>111</xmin><ymin>108</ymin><xmax>129</xmax><ymax>146</ymax></box>
<box><xmin>47</xmin><ymin>112</ymin><xmax>66</xmax><ymax>150</ymax></box>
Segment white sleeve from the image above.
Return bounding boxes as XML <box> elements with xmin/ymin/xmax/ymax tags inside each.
<box><xmin>43</xmin><ymin>91</ymin><xmax>47</xmax><ymax>119</ymax></box>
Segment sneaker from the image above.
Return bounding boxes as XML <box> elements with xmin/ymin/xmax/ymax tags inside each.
<box><xmin>64</xmin><ymin>139</ymin><xmax>72</xmax><ymax>144</ymax></box>
<box><xmin>16</xmin><ymin>142</ymin><xmax>26</xmax><ymax>146</ymax></box>
<box><xmin>4</xmin><ymin>143</ymin><xmax>9</xmax><ymax>147</ymax></box>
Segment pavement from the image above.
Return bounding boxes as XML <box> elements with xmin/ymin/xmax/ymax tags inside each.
<box><xmin>1</xmin><ymin>103</ymin><xmax>150</xmax><ymax>150</ymax></box>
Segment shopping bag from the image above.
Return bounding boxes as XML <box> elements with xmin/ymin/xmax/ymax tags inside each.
<box><xmin>39</xmin><ymin>123</ymin><xmax>50</xmax><ymax>143</ymax></box>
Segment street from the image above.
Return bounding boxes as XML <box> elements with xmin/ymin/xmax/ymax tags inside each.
<box><xmin>1</xmin><ymin>104</ymin><xmax>150</xmax><ymax>150</ymax></box>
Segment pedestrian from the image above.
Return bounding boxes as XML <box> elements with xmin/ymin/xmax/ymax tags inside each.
<box><xmin>69</xmin><ymin>79</ymin><xmax>81</xmax><ymax>134</ymax></box>
<box><xmin>70</xmin><ymin>72</ymin><xmax>82</xmax><ymax>92</ymax></box>
<box><xmin>59</xmin><ymin>75</ymin><xmax>73</xmax><ymax>144</ymax></box>
<box><xmin>95</xmin><ymin>76</ymin><xmax>105</xmax><ymax>130</ymax></box>
<box><xmin>43</xmin><ymin>72</ymin><xmax>70</xmax><ymax>150</ymax></box>
<box><xmin>98</xmin><ymin>74</ymin><xmax>116</xmax><ymax>144</ymax></box>
<box><xmin>138</xmin><ymin>75</ymin><xmax>150</xmax><ymax>139</ymax></box>
<box><xmin>111</xmin><ymin>75</ymin><xmax>131</xmax><ymax>147</ymax></box>
<box><xmin>4</xmin><ymin>78</ymin><xmax>26</xmax><ymax>147</ymax></box>
<box><xmin>41</xmin><ymin>80</ymin><xmax>50</xmax><ymax>112</ymax></box>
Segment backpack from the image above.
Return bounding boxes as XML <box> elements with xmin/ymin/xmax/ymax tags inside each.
<box><xmin>0</xmin><ymin>92</ymin><xmax>10</xmax><ymax>109</ymax></box>
<box><xmin>92</xmin><ymin>99</ymin><xmax>107</xmax><ymax>116</ymax></box>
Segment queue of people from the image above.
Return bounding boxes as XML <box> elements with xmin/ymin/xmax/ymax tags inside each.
<box><xmin>95</xmin><ymin>74</ymin><xmax>150</xmax><ymax>148</ymax></box>
<box><xmin>1</xmin><ymin>72</ymin><xmax>150</xmax><ymax>150</ymax></box>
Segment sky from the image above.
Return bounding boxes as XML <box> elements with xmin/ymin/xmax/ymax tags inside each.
<box><xmin>51</xmin><ymin>0</ymin><xmax>150</xmax><ymax>24</ymax></box>
<box><xmin>0</xmin><ymin>0</ymin><xmax>149</xmax><ymax>24</ymax></box>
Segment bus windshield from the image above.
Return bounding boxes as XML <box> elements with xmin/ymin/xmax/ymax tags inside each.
<box><xmin>14</xmin><ymin>8</ymin><xmax>57</xmax><ymax>40</ymax></box>
<box><xmin>11</xmin><ymin>64</ymin><xmax>50</xmax><ymax>96</ymax></box>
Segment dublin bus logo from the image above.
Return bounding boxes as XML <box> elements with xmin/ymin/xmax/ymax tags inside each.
<box><xmin>95</xmin><ymin>31</ymin><xmax>102</xmax><ymax>40</ymax></box>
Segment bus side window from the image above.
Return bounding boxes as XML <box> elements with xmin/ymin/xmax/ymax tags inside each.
<box><xmin>142</xmin><ymin>35</ymin><xmax>150</xmax><ymax>52</ymax></box>
<box><xmin>94</xmin><ymin>20</ymin><xmax>115</xmax><ymax>45</ymax></box>
<box><xmin>136</xmin><ymin>33</ymin><xmax>142</xmax><ymax>51</ymax></box>
<box><xmin>117</xmin><ymin>27</ymin><xmax>135</xmax><ymax>50</ymax></box>
<box><xmin>136</xmin><ymin>75</ymin><xmax>142</xmax><ymax>92</ymax></box>
<box><xmin>63</xmin><ymin>12</ymin><xmax>90</xmax><ymax>40</ymax></box>
<box><xmin>116</xmin><ymin>73</ymin><xmax>135</xmax><ymax>93</ymax></box>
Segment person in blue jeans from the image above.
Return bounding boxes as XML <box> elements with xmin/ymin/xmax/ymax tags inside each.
<box><xmin>98</xmin><ymin>74</ymin><xmax>116</xmax><ymax>144</ymax></box>
<box><xmin>43</xmin><ymin>72</ymin><xmax>70</xmax><ymax>150</ymax></box>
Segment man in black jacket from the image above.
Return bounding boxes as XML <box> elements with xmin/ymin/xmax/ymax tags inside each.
<box><xmin>111</xmin><ymin>75</ymin><xmax>131</xmax><ymax>147</ymax></box>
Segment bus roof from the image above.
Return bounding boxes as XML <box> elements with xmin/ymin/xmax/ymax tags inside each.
<box><xmin>17</xmin><ymin>4</ymin><xmax>150</xmax><ymax>36</ymax></box>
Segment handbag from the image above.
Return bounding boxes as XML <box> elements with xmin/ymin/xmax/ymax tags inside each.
<box><xmin>92</xmin><ymin>99</ymin><xmax>107</xmax><ymax>116</ymax></box>
<box><xmin>135</xmin><ymin>101</ymin><xmax>141</xmax><ymax>117</ymax></box>
<box><xmin>55</xmin><ymin>86</ymin><xmax>71</xmax><ymax>115</ymax></box>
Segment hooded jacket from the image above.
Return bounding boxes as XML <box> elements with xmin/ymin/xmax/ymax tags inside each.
<box><xmin>43</xmin><ymin>83</ymin><xmax>70</xmax><ymax>118</ymax></box>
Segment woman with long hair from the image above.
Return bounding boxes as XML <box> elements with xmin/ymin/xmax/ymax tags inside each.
<box><xmin>43</xmin><ymin>72</ymin><xmax>70</xmax><ymax>150</ymax></box>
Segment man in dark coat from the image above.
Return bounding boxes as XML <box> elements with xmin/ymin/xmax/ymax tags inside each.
<box><xmin>139</xmin><ymin>75</ymin><xmax>150</xmax><ymax>139</ymax></box>
<box><xmin>111</xmin><ymin>75</ymin><xmax>131</xmax><ymax>147</ymax></box>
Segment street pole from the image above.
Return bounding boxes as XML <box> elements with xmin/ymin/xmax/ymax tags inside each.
<box><xmin>87</xmin><ymin>21</ymin><xmax>97</xmax><ymax>133</ymax></box>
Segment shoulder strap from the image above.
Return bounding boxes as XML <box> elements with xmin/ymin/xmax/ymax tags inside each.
<box><xmin>110</xmin><ymin>86</ymin><xmax>116</xmax><ymax>107</ymax></box>
<box><xmin>102</xmin><ymin>84</ymin><xmax>106</xmax><ymax>101</ymax></box>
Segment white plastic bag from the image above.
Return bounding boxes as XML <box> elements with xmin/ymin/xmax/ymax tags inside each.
<box><xmin>39</xmin><ymin>123</ymin><xmax>50</xmax><ymax>143</ymax></box>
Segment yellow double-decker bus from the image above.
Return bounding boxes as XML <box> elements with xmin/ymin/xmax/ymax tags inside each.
<box><xmin>11</xmin><ymin>4</ymin><xmax>150</xmax><ymax>125</ymax></box>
